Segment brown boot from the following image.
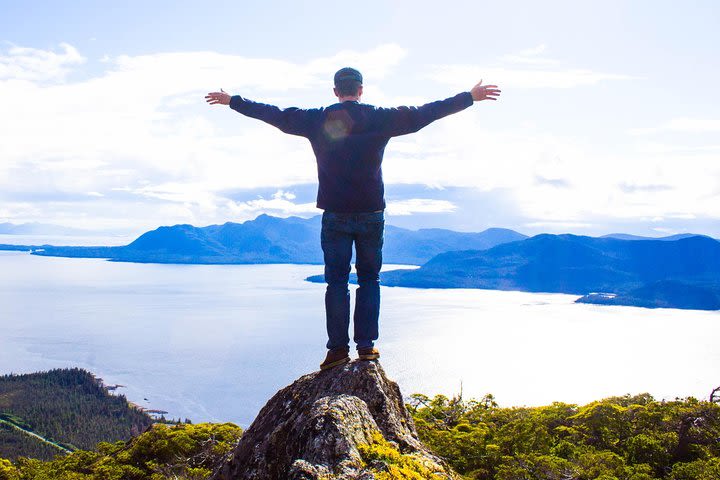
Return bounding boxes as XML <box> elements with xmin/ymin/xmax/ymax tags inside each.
<box><xmin>320</xmin><ymin>347</ymin><xmax>350</xmax><ymax>370</ymax></box>
<box><xmin>357</xmin><ymin>347</ymin><xmax>380</xmax><ymax>360</ymax></box>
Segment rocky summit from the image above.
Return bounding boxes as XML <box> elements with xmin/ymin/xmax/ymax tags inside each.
<box><xmin>211</xmin><ymin>360</ymin><xmax>457</xmax><ymax>479</ymax></box>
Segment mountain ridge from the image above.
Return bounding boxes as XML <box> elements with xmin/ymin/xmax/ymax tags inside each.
<box><xmin>2</xmin><ymin>214</ymin><xmax>717</xmax><ymax>309</ymax></box>
<box><xmin>0</xmin><ymin>222</ymin><xmax>98</xmax><ymax>236</ymax></box>
<box><xmin>0</xmin><ymin>214</ymin><xmax>527</xmax><ymax>266</ymax></box>
<box><xmin>374</xmin><ymin>233</ymin><xmax>720</xmax><ymax>310</ymax></box>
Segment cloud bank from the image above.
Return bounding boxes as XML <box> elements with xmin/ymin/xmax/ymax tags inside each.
<box><xmin>0</xmin><ymin>42</ymin><xmax>717</xmax><ymax>237</ymax></box>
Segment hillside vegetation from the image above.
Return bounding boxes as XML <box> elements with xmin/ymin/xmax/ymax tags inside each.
<box><xmin>0</xmin><ymin>422</ymin><xmax>241</xmax><ymax>480</ymax></box>
<box><xmin>0</xmin><ymin>369</ymin><xmax>153</xmax><ymax>460</ymax></box>
<box><xmin>0</xmin><ymin>426</ymin><xmax>60</xmax><ymax>463</ymax></box>
<box><xmin>1</xmin><ymin>391</ymin><xmax>718</xmax><ymax>479</ymax></box>
<box><xmin>410</xmin><ymin>393</ymin><xmax>720</xmax><ymax>479</ymax></box>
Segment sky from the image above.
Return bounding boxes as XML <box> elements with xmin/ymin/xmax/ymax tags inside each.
<box><xmin>1</xmin><ymin>0</ymin><xmax>719</xmax><ymax>238</ymax></box>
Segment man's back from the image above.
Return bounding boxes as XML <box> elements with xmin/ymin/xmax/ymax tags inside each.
<box><xmin>309</xmin><ymin>101</ymin><xmax>391</xmax><ymax>213</ymax></box>
<box><xmin>229</xmin><ymin>92</ymin><xmax>473</xmax><ymax>213</ymax></box>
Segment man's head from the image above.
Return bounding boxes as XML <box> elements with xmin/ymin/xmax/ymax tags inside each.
<box><xmin>333</xmin><ymin>67</ymin><xmax>363</xmax><ymax>100</ymax></box>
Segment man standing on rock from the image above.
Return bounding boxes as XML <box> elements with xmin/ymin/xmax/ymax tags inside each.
<box><xmin>206</xmin><ymin>68</ymin><xmax>500</xmax><ymax>370</ymax></box>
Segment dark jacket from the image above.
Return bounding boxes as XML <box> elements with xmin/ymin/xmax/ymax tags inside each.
<box><xmin>229</xmin><ymin>92</ymin><xmax>473</xmax><ymax>213</ymax></box>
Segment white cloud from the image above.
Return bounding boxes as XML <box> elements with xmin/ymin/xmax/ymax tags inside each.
<box><xmin>383</xmin><ymin>108</ymin><xmax>720</xmax><ymax>228</ymax></box>
<box><xmin>431</xmin><ymin>44</ymin><xmax>634</xmax><ymax>89</ymax></box>
<box><xmin>131</xmin><ymin>182</ymin><xmax>219</xmax><ymax>206</ymax></box>
<box><xmin>430</xmin><ymin>65</ymin><xmax>634</xmax><ymax>89</ymax></box>
<box><xmin>272</xmin><ymin>190</ymin><xmax>296</xmax><ymax>201</ymax></box>
<box><xmin>304</xmin><ymin>44</ymin><xmax>407</xmax><ymax>84</ymax></box>
<box><xmin>501</xmin><ymin>44</ymin><xmax>561</xmax><ymax>66</ymax></box>
<box><xmin>1</xmin><ymin>42</ymin><xmax>717</xmax><ymax>235</ymax></box>
<box><xmin>524</xmin><ymin>221</ymin><xmax>594</xmax><ymax>230</ymax></box>
<box><xmin>518</xmin><ymin>45</ymin><xmax>548</xmax><ymax>56</ymax></box>
<box><xmin>0</xmin><ymin>202</ymin><xmax>41</xmax><ymax>221</ymax></box>
<box><xmin>226</xmin><ymin>197</ymin><xmax>318</xmax><ymax>218</ymax></box>
<box><xmin>0</xmin><ymin>43</ymin><xmax>405</xmax><ymax>228</ymax></box>
<box><xmin>386</xmin><ymin>199</ymin><xmax>457</xmax><ymax>216</ymax></box>
<box><xmin>633</xmin><ymin>141</ymin><xmax>720</xmax><ymax>154</ymax></box>
<box><xmin>629</xmin><ymin>117</ymin><xmax>720</xmax><ymax>135</ymax></box>
<box><xmin>0</xmin><ymin>43</ymin><xmax>85</xmax><ymax>82</ymax></box>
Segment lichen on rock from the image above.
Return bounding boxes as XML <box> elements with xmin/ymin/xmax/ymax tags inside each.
<box><xmin>358</xmin><ymin>431</ymin><xmax>452</xmax><ymax>479</ymax></box>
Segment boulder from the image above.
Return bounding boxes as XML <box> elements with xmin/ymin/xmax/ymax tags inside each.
<box><xmin>211</xmin><ymin>360</ymin><xmax>457</xmax><ymax>479</ymax></box>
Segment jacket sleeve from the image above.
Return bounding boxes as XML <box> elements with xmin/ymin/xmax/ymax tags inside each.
<box><xmin>229</xmin><ymin>96</ymin><xmax>318</xmax><ymax>137</ymax></box>
<box><xmin>376</xmin><ymin>92</ymin><xmax>474</xmax><ymax>137</ymax></box>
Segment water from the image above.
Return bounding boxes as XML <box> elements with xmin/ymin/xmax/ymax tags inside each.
<box><xmin>1</xmin><ymin>250</ymin><xmax>718</xmax><ymax>427</ymax></box>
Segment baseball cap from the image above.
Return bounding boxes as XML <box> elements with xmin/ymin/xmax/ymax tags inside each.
<box><xmin>334</xmin><ymin>67</ymin><xmax>363</xmax><ymax>85</ymax></box>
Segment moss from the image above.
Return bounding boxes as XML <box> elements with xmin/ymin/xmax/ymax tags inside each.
<box><xmin>1</xmin><ymin>422</ymin><xmax>242</xmax><ymax>480</ymax></box>
<box><xmin>0</xmin><ymin>458</ymin><xmax>19</xmax><ymax>480</ymax></box>
<box><xmin>358</xmin><ymin>431</ymin><xmax>448</xmax><ymax>480</ymax></box>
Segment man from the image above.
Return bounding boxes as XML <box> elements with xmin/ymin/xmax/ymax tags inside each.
<box><xmin>206</xmin><ymin>68</ymin><xmax>500</xmax><ymax>370</ymax></box>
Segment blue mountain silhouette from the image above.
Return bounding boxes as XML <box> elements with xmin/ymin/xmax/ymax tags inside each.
<box><xmin>13</xmin><ymin>214</ymin><xmax>526</xmax><ymax>265</ymax></box>
<box><xmin>373</xmin><ymin>234</ymin><xmax>720</xmax><ymax>310</ymax></box>
<box><xmin>5</xmin><ymin>215</ymin><xmax>717</xmax><ymax>309</ymax></box>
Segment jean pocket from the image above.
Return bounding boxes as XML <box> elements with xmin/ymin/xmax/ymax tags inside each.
<box><xmin>362</xmin><ymin>211</ymin><xmax>384</xmax><ymax>224</ymax></box>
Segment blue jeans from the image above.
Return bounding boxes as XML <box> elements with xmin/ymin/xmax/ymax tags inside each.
<box><xmin>321</xmin><ymin>211</ymin><xmax>384</xmax><ymax>350</ymax></box>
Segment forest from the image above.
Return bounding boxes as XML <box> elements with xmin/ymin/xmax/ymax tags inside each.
<box><xmin>0</xmin><ymin>422</ymin><xmax>242</xmax><ymax>480</ymax></box>
<box><xmin>409</xmin><ymin>392</ymin><xmax>720</xmax><ymax>479</ymax></box>
<box><xmin>0</xmin><ymin>368</ymin><xmax>153</xmax><ymax>460</ymax></box>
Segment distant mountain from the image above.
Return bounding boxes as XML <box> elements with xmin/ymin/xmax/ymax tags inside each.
<box><xmin>576</xmin><ymin>280</ymin><xmax>720</xmax><ymax>310</ymax></box>
<box><xmin>341</xmin><ymin>234</ymin><xmax>719</xmax><ymax>310</ymax></box>
<box><xmin>602</xmin><ymin>233</ymin><xmax>712</xmax><ymax>241</ymax></box>
<box><xmin>383</xmin><ymin>226</ymin><xmax>527</xmax><ymax>265</ymax></box>
<box><xmin>2</xmin><ymin>214</ymin><xmax>526</xmax><ymax>265</ymax></box>
<box><xmin>6</xmin><ymin>217</ymin><xmax>718</xmax><ymax>309</ymax></box>
<box><xmin>117</xmin><ymin>215</ymin><xmax>322</xmax><ymax>264</ymax></box>
<box><xmin>0</xmin><ymin>222</ymin><xmax>94</xmax><ymax>236</ymax></box>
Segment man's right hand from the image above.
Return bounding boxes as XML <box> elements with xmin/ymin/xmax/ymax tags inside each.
<box><xmin>205</xmin><ymin>89</ymin><xmax>231</xmax><ymax>105</ymax></box>
<box><xmin>471</xmin><ymin>80</ymin><xmax>501</xmax><ymax>102</ymax></box>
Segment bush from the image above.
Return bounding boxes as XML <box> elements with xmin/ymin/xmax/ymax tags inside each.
<box><xmin>409</xmin><ymin>393</ymin><xmax>720</xmax><ymax>480</ymax></box>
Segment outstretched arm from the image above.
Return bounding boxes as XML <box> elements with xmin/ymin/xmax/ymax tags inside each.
<box><xmin>380</xmin><ymin>80</ymin><xmax>501</xmax><ymax>137</ymax></box>
<box><xmin>205</xmin><ymin>89</ymin><xmax>316</xmax><ymax>137</ymax></box>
